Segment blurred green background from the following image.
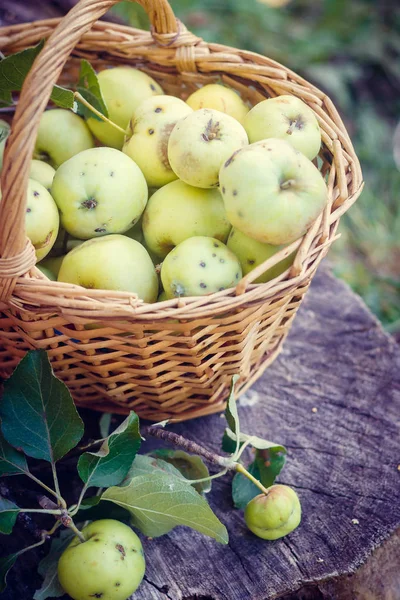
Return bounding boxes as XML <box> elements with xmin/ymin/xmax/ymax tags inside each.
<box><xmin>111</xmin><ymin>0</ymin><xmax>400</xmax><ymax>336</ymax></box>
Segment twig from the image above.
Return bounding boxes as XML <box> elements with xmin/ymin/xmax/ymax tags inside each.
<box><xmin>144</xmin><ymin>426</ymin><xmax>232</xmax><ymax>469</ymax></box>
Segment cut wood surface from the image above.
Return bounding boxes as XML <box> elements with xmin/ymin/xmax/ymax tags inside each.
<box><xmin>1</xmin><ymin>266</ymin><xmax>399</xmax><ymax>600</ymax></box>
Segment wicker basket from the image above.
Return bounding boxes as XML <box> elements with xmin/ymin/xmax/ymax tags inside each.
<box><xmin>0</xmin><ymin>0</ymin><xmax>363</xmax><ymax>422</ymax></box>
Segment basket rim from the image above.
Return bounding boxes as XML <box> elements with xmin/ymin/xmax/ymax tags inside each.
<box><xmin>0</xmin><ymin>17</ymin><xmax>364</xmax><ymax>320</ymax></box>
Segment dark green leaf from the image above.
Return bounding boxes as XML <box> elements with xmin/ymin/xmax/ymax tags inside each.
<box><xmin>0</xmin><ymin>497</ymin><xmax>19</xmax><ymax>534</ymax></box>
<box><xmin>0</xmin><ymin>432</ymin><xmax>30</xmax><ymax>476</ymax></box>
<box><xmin>221</xmin><ymin>429</ymin><xmax>239</xmax><ymax>454</ymax></box>
<box><xmin>151</xmin><ymin>449</ymin><xmax>211</xmax><ymax>494</ymax></box>
<box><xmin>0</xmin><ymin>350</ymin><xmax>84</xmax><ymax>462</ymax></box>
<box><xmin>232</xmin><ymin>460</ymin><xmax>261</xmax><ymax>509</ymax></box>
<box><xmin>232</xmin><ymin>447</ymin><xmax>287</xmax><ymax>509</ymax></box>
<box><xmin>0</xmin><ymin>42</ymin><xmax>44</xmax><ymax>107</ymax></box>
<box><xmin>0</xmin><ymin>553</ymin><xmax>18</xmax><ymax>593</ymax></box>
<box><xmin>74</xmin><ymin>495</ymin><xmax>130</xmax><ymax>523</ymax></box>
<box><xmin>50</xmin><ymin>85</ymin><xmax>74</xmax><ymax>110</ymax></box>
<box><xmin>0</xmin><ymin>42</ymin><xmax>74</xmax><ymax>109</ymax></box>
<box><xmin>224</xmin><ymin>374</ymin><xmax>240</xmax><ymax>435</ymax></box>
<box><xmin>77</xmin><ymin>412</ymin><xmax>141</xmax><ymax>489</ymax></box>
<box><xmin>255</xmin><ymin>446</ymin><xmax>286</xmax><ymax>488</ymax></box>
<box><xmin>76</xmin><ymin>60</ymin><xmax>108</xmax><ymax>121</ymax></box>
<box><xmin>102</xmin><ymin>471</ymin><xmax>228</xmax><ymax>543</ymax></box>
<box><xmin>34</xmin><ymin>530</ymin><xmax>75</xmax><ymax>600</ymax></box>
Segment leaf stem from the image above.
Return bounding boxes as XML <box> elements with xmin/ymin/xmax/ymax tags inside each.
<box><xmin>235</xmin><ymin>463</ymin><xmax>270</xmax><ymax>496</ymax></box>
<box><xmin>14</xmin><ymin>535</ymin><xmax>47</xmax><ymax>560</ymax></box>
<box><xmin>186</xmin><ymin>467</ymin><xmax>229</xmax><ymax>485</ymax></box>
<box><xmin>74</xmin><ymin>91</ymin><xmax>125</xmax><ymax>134</ymax></box>
<box><xmin>69</xmin><ymin>483</ymin><xmax>89</xmax><ymax>517</ymax></box>
<box><xmin>51</xmin><ymin>463</ymin><xmax>66</xmax><ymax>508</ymax></box>
<box><xmin>144</xmin><ymin>427</ymin><xmax>233</xmax><ymax>469</ymax></box>
<box><xmin>233</xmin><ymin>437</ymin><xmax>255</xmax><ymax>462</ymax></box>
<box><xmin>44</xmin><ymin>521</ymin><xmax>61</xmax><ymax>537</ymax></box>
<box><xmin>26</xmin><ymin>472</ymin><xmax>62</xmax><ymax>502</ymax></box>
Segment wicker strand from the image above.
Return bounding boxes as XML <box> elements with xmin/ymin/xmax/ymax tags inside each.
<box><xmin>0</xmin><ymin>240</ymin><xmax>36</xmax><ymax>301</ymax></box>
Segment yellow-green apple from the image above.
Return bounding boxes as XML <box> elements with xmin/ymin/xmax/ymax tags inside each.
<box><xmin>244</xmin><ymin>485</ymin><xmax>301</xmax><ymax>540</ymax></box>
<box><xmin>51</xmin><ymin>147</ymin><xmax>148</xmax><ymax>239</ymax></box>
<box><xmin>143</xmin><ymin>179</ymin><xmax>231</xmax><ymax>258</ymax></box>
<box><xmin>58</xmin><ymin>234</ymin><xmax>158</xmax><ymax>302</ymax></box>
<box><xmin>168</xmin><ymin>108</ymin><xmax>248</xmax><ymax>188</ymax></box>
<box><xmin>219</xmin><ymin>139</ymin><xmax>327</xmax><ymax>245</ymax></box>
<box><xmin>87</xmin><ymin>66</ymin><xmax>163</xmax><ymax>149</ymax></box>
<box><xmin>227</xmin><ymin>228</ymin><xmax>294</xmax><ymax>283</ymax></box>
<box><xmin>58</xmin><ymin>520</ymin><xmax>145</xmax><ymax>600</ymax></box>
<box><xmin>186</xmin><ymin>84</ymin><xmax>249</xmax><ymax>124</ymax></box>
<box><xmin>29</xmin><ymin>160</ymin><xmax>56</xmax><ymax>191</ymax></box>
<box><xmin>124</xmin><ymin>215</ymin><xmax>144</xmax><ymax>245</ymax></box>
<box><xmin>34</xmin><ymin>109</ymin><xmax>94</xmax><ymax>168</ymax></box>
<box><xmin>39</xmin><ymin>255</ymin><xmax>65</xmax><ymax>278</ymax></box>
<box><xmin>123</xmin><ymin>95</ymin><xmax>192</xmax><ymax>187</ymax></box>
<box><xmin>161</xmin><ymin>236</ymin><xmax>242</xmax><ymax>298</ymax></box>
<box><xmin>157</xmin><ymin>290</ymin><xmax>168</xmax><ymax>302</ymax></box>
<box><xmin>26</xmin><ymin>179</ymin><xmax>59</xmax><ymax>261</ymax></box>
<box><xmin>243</xmin><ymin>95</ymin><xmax>321</xmax><ymax>160</ymax></box>
<box><xmin>36</xmin><ymin>264</ymin><xmax>57</xmax><ymax>280</ymax></box>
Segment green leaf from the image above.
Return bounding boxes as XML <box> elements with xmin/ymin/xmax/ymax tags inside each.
<box><xmin>99</xmin><ymin>413</ymin><xmax>112</xmax><ymax>438</ymax></box>
<box><xmin>0</xmin><ymin>350</ymin><xmax>84</xmax><ymax>462</ymax></box>
<box><xmin>222</xmin><ymin>428</ymin><xmax>286</xmax><ymax>454</ymax></box>
<box><xmin>102</xmin><ymin>471</ymin><xmax>228</xmax><ymax>544</ymax></box>
<box><xmin>224</xmin><ymin>374</ymin><xmax>240</xmax><ymax>435</ymax></box>
<box><xmin>151</xmin><ymin>449</ymin><xmax>211</xmax><ymax>494</ymax></box>
<box><xmin>232</xmin><ymin>447</ymin><xmax>287</xmax><ymax>509</ymax></box>
<box><xmin>0</xmin><ymin>497</ymin><xmax>19</xmax><ymax>534</ymax></box>
<box><xmin>77</xmin><ymin>412</ymin><xmax>141</xmax><ymax>489</ymax></box>
<box><xmin>0</xmin><ymin>553</ymin><xmax>18</xmax><ymax>593</ymax></box>
<box><xmin>255</xmin><ymin>447</ymin><xmax>286</xmax><ymax>488</ymax></box>
<box><xmin>222</xmin><ymin>429</ymin><xmax>240</xmax><ymax>454</ymax></box>
<box><xmin>74</xmin><ymin>495</ymin><xmax>130</xmax><ymax>523</ymax></box>
<box><xmin>0</xmin><ymin>42</ymin><xmax>74</xmax><ymax>109</ymax></box>
<box><xmin>123</xmin><ymin>454</ymin><xmax>184</xmax><ymax>483</ymax></box>
<box><xmin>0</xmin><ymin>432</ymin><xmax>30</xmax><ymax>477</ymax></box>
<box><xmin>76</xmin><ymin>59</ymin><xmax>108</xmax><ymax>121</ymax></box>
<box><xmin>232</xmin><ymin>460</ymin><xmax>262</xmax><ymax>509</ymax></box>
<box><xmin>50</xmin><ymin>85</ymin><xmax>74</xmax><ymax>110</ymax></box>
<box><xmin>34</xmin><ymin>530</ymin><xmax>75</xmax><ymax>600</ymax></box>
<box><xmin>0</xmin><ymin>42</ymin><xmax>43</xmax><ymax>107</ymax></box>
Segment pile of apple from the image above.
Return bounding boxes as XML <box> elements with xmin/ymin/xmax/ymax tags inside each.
<box><xmin>0</xmin><ymin>66</ymin><xmax>327</xmax><ymax>303</ymax></box>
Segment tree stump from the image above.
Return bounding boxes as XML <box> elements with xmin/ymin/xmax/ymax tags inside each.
<box><xmin>1</xmin><ymin>266</ymin><xmax>399</xmax><ymax>600</ymax></box>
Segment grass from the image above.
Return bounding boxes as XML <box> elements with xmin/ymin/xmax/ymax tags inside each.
<box><xmin>110</xmin><ymin>0</ymin><xmax>400</xmax><ymax>333</ymax></box>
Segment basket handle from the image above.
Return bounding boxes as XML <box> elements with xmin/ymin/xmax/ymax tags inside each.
<box><xmin>0</xmin><ymin>0</ymin><xmax>179</xmax><ymax>301</ymax></box>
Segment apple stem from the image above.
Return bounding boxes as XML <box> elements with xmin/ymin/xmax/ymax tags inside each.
<box><xmin>65</xmin><ymin>516</ymin><xmax>86</xmax><ymax>543</ymax></box>
<box><xmin>235</xmin><ymin>463</ymin><xmax>270</xmax><ymax>496</ymax></box>
<box><xmin>286</xmin><ymin>120</ymin><xmax>297</xmax><ymax>135</ymax></box>
<box><xmin>74</xmin><ymin>92</ymin><xmax>126</xmax><ymax>135</ymax></box>
<box><xmin>280</xmin><ymin>179</ymin><xmax>296</xmax><ymax>191</ymax></box>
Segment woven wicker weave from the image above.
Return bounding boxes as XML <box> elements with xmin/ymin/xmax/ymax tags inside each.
<box><xmin>0</xmin><ymin>0</ymin><xmax>363</xmax><ymax>421</ymax></box>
